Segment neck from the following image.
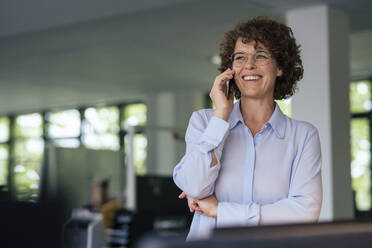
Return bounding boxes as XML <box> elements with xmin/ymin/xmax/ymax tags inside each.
<box><xmin>239</xmin><ymin>96</ymin><xmax>275</xmax><ymax>134</ymax></box>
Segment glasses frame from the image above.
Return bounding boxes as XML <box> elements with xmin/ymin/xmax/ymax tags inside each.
<box><xmin>231</xmin><ymin>50</ymin><xmax>272</xmax><ymax>67</ymax></box>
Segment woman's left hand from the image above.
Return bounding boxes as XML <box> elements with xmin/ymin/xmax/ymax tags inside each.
<box><xmin>179</xmin><ymin>192</ymin><xmax>204</xmax><ymax>214</ymax></box>
<box><xmin>196</xmin><ymin>195</ymin><xmax>218</xmax><ymax>218</ymax></box>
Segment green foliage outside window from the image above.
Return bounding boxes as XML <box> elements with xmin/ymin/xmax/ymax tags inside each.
<box><xmin>0</xmin><ymin>145</ymin><xmax>8</xmax><ymax>186</ymax></box>
<box><xmin>14</xmin><ymin>113</ymin><xmax>44</xmax><ymax>201</ymax></box>
<box><xmin>125</xmin><ymin>134</ymin><xmax>147</xmax><ymax>176</ymax></box>
<box><xmin>350</xmin><ymin>81</ymin><xmax>372</xmax><ymax>113</ymax></box>
<box><xmin>14</xmin><ymin>113</ymin><xmax>43</xmax><ymax>138</ymax></box>
<box><xmin>276</xmin><ymin>99</ymin><xmax>291</xmax><ymax>117</ymax></box>
<box><xmin>83</xmin><ymin>106</ymin><xmax>120</xmax><ymax>150</ymax></box>
<box><xmin>47</xmin><ymin>109</ymin><xmax>81</xmax><ymax>138</ymax></box>
<box><xmin>0</xmin><ymin>117</ymin><xmax>9</xmax><ymax>142</ymax></box>
<box><xmin>2</xmin><ymin>102</ymin><xmax>148</xmax><ymax>201</ymax></box>
<box><xmin>351</xmin><ymin>118</ymin><xmax>371</xmax><ymax>211</ymax></box>
<box><xmin>122</xmin><ymin>104</ymin><xmax>147</xmax><ymax>175</ymax></box>
<box><xmin>350</xmin><ymin>80</ymin><xmax>372</xmax><ymax>211</ymax></box>
<box><xmin>0</xmin><ymin>117</ymin><xmax>9</xmax><ymax>187</ymax></box>
<box><xmin>122</xmin><ymin>104</ymin><xmax>147</xmax><ymax>129</ymax></box>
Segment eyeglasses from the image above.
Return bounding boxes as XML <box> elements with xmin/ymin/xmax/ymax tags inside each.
<box><xmin>231</xmin><ymin>50</ymin><xmax>272</xmax><ymax>67</ymax></box>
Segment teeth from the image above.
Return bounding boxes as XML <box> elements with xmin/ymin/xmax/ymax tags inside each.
<box><xmin>243</xmin><ymin>75</ymin><xmax>261</xmax><ymax>80</ymax></box>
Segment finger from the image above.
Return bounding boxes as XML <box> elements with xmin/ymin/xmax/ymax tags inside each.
<box><xmin>188</xmin><ymin>199</ymin><xmax>198</xmax><ymax>211</ymax></box>
<box><xmin>178</xmin><ymin>192</ymin><xmax>186</xmax><ymax>199</ymax></box>
<box><xmin>223</xmin><ymin>68</ymin><xmax>235</xmax><ymax>74</ymax></box>
<box><xmin>215</xmin><ymin>73</ymin><xmax>234</xmax><ymax>86</ymax></box>
<box><xmin>228</xmin><ymin>91</ymin><xmax>234</xmax><ymax>102</ymax></box>
<box><xmin>194</xmin><ymin>204</ymin><xmax>202</xmax><ymax>214</ymax></box>
<box><xmin>191</xmin><ymin>202</ymin><xmax>198</xmax><ymax>210</ymax></box>
<box><xmin>221</xmin><ymin>68</ymin><xmax>235</xmax><ymax>77</ymax></box>
<box><xmin>215</xmin><ymin>78</ymin><xmax>234</xmax><ymax>93</ymax></box>
<box><xmin>215</xmin><ymin>68</ymin><xmax>235</xmax><ymax>81</ymax></box>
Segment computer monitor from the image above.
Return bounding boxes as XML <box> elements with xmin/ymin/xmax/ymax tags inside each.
<box><xmin>135</xmin><ymin>220</ymin><xmax>372</xmax><ymax>248</ymax></box>
<box><xmin>134</xmin><ymin>175</ymin><xmax>192</xmax><ymax>238</ymax></box>
<box><xmin>0</xmin><ymin>200</ymin><xmax>64</xmax><ymax>248</ymax></box>
<box><xmin>210</xmin><ymin>220</ymin><xmax>372</xmax><ymax>248</ymax></box>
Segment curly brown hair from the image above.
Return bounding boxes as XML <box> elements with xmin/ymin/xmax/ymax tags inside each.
<box><xmin>219</xmin><ymin>16</ymin><xmax>303</xmax><ymax>100</ymax></box>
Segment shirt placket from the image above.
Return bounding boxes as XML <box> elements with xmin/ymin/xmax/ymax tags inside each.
<box><xmin>243</xmin><ymin>126</ymin><xmax>256</xmax><ymax>204</ymax></box>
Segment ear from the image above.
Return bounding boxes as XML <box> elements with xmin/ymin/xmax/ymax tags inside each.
<box><xmin>276</xmin><ymin>68</ymin><xmax>283</xmax><ymax>77</ymax></box>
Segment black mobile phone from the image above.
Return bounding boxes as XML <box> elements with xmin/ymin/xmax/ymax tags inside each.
<box><xmin>225</xmin><ymin>80</ymin><xmax>230</xmax><ymax>98</ymax></box>
<box><xmin>225</xmin><ymin>67</ymin><xmax>236</xmax><ymax>99</ymax></box>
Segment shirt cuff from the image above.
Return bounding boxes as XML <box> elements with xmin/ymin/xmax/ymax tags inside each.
<box><xmin>198</xmin><ymin>116</ymin><xmax>230</xmax><ymax>154</ymax></box>
<box><xmin>216</xmin><ymin>202</ymin><xmax>260</xmax><ymax>228</ymax></box>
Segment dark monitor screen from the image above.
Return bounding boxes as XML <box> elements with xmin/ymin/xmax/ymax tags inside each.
<box><xmin>136</xmin><ymin>175</ymin><xmax>190</xmax><ymax>216</ymax></box>
<box><xmin>0</xmin><ymin>201</ymin><xmax>64</xmax><ymax>248</ymax></box>
<box><xmin>134</xmin><ymin>175</ymin><xmax>192</xmax><ymax>239</ymax></box>
<box><xmin>209</xmin><ymin>221</ymin><xmax>372</xmax><ymax>248</ymax></box>
<box><xmin>136</xmin><ymin>220</ymin><xmax>372</xmax><ymax>248</ymax></box>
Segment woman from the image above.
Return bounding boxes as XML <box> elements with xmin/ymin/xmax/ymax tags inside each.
<box><xmin>173</xmin><ymin>16</ymin><xmax>322</xmax><ymax>241</ymax></box>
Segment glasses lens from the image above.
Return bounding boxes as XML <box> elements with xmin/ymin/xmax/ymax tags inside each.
<box><xmin>232</xmin><ymin>54</ymin><xmax>246</xmax><ymax>67</ymax></box>
<box><xmin>232</xmin><ymin>52</ymin><xmax>271</xmax><ymax>67</ymax></box>
<box><xmin>254</xmin><ymin>52</ymin><xmax>270</xmax><ymax>66</ymax></box>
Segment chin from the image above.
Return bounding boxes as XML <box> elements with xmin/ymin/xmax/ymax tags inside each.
<box><xmin>239</xmin><ymin>88</ymin><xmax>261</xmax><ymax>97</ymax></box>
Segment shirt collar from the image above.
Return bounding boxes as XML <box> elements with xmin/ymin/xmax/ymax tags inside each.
<box><xmin>228</xmin><ymin>100</ymin><xmax>287</xmax><ymax>139</ymax></box>
<box><xmin>228</xmin><ymin>100</ymin><xmax>244</xmax><ymax>130</ymax></box>
<box><xmin>267</xmin><ymin>102</ymin><xmax>287</xmax><ymax>139</ymax></box>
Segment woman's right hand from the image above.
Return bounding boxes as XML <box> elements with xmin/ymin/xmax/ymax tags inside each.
<box><xmin>209</xmin><ymin>68</ymin><xmax>235</xmax><ymax>121</ymax></box>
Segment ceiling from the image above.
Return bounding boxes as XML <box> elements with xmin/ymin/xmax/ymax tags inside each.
<box><xmin>242</xmin><ymin>0</ymin><xmax>372</xmax><ymax>32</ymax></box>
<box><xmin>0</xmin><ymin>0</ymin><xmax>371</xmax><ymax>115</ymax></box>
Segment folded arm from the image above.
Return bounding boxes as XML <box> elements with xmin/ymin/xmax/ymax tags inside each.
<box><xmin>173</xmin><ymin>111</ymin><xmax>230</xmax><ymax>199</ymax></box>
<box><xmin>197</xmin><ymin>128</ymin><xmax>322</xmax><ymax>226</ymax></box>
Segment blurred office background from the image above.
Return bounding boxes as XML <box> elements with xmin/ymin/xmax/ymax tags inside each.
<box><xmin>0</xmin><ymin>0</ymin><xmax>372</xmax><ymax>247</ymax></box>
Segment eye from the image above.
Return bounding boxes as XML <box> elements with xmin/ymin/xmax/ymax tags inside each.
<box><xmin>255</xmin><ymin>54</ymin><xmax>268</xmax><ymax>59</ymax></box>
<box><xmin>235</xmin><ymin>55</ymin><xmax>246</xmax><ymax>61</ymax></box>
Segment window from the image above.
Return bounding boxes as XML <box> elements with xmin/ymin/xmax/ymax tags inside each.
<box><xmin>276</xmin><ymin>99</ymin><xmax>291</xmax><ymax>117</ymax></box>
<box><xmin>0</xmin><ymin>117</ymin><xmax>10</xmax><ymax>143</ymax></box>
<box><xmin>83</xmin><ymin>107</ymin><xmax>120</xmax><ymax>150</ymax></box>
<box><xmin>0</xmin><ymin>117</ymin><xmax>9</xmax><ymax>188</ymax></box>
<box><xmin>350</xmin><ymin>81</ymin><xmax>372</xmax><ymax>113</ymax></box>
<box><xmin>0</xmin><ymin>102</ymin><xmax>147</xmax><ymax>202</ymax></box>
<box><xmin>350</xmin><ymin>80</ymin><xmax>372</xmax><ymax>213</ymax></box>
<box><xmin>122</xmin><ymin>103</ymin><xmax>147</xmax><ymax>128</ymax></box>
<box><xmin>0</xmin><ymin>145</ymin><xmax>8</xmax><ymax>186</ymax></box>
<box><xmin>14</xmin><ymin>113</ymin><xmax>44</xmax><ymax>201</ymax></box>
<box><xmin>351</xmin><ymin>118</ymin><xmax>371</xmax><ymax>211</ymax></box>
<box><xmin>121</xmin><ymin>104</ymin><xmax>147</xmax><ymax>175</ymax></box>
<box><xmin>46</xmin><ymin>109</ymin><xmax>81</xmax><ymax>148</ymax></box>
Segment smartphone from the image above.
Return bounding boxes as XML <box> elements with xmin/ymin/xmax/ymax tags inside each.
<box><xmin>225</xmin><ymin>67</ymin><xmax>236</xmax><ymax>99</ymax></box>
<box><xmin>225</xmin><ymin>80</ymin><xmax>230</xmax><ymax>98</ymax></box>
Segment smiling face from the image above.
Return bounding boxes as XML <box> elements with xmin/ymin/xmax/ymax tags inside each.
<box><xmin>232</xmin><ymin>38</ymin><xmax>283</xmax><ymax>101</ymax></box>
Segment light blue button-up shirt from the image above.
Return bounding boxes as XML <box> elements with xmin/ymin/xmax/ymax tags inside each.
<box><xmin>173</xmin><ymin>100</ymin><xmax>322</xmax><ymax>240</ymax></box>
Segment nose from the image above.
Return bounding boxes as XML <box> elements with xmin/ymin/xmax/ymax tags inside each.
<box><xmin>244</xmin><ymin>55</ymin><xmax>257</xmax><ymax>70</ymax></box>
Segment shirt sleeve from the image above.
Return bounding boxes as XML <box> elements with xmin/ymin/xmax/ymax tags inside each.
<box><xmin>216</xmin><ymin>128</ymin><xmax>322</xmax><ymax>227</ymax></box>
<box><xmin>173</xmin><ymin>110</ymin><xmax>230</xmax><ymax>199</ymax></box>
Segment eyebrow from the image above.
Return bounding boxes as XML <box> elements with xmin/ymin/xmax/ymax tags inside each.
<box><xmin>233</xmin><ymin>50</ymin><xmax>270</xmax><ymax>55</ymax></box>
<box><xmin>256</xmin><ymin>49</ymin><xmax>270</xmax><ymax>53</ymax></box>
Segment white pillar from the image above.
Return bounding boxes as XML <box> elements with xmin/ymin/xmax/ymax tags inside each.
<box><xmin>146</xmin><ymin>91</ymin><xmax>205</xmax><ymax>176</ymax></box>
<box><xmin>286</xmin><ymin>5</ymin><xmax>353</xmax><ymax>221</ymax></box>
